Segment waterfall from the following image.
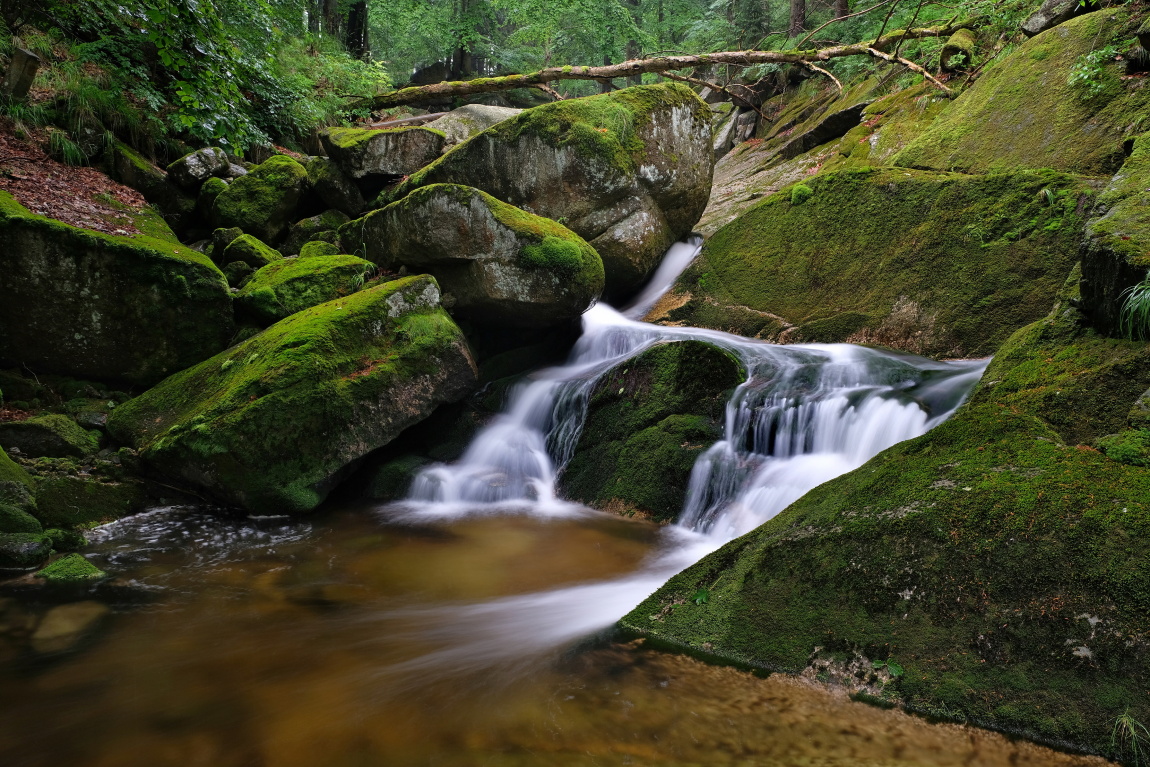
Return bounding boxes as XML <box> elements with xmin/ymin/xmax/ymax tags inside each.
<box><xmin>378</xmin><ymin>240</ymin><xmax>987</xmax><ymax>680</ymax></box>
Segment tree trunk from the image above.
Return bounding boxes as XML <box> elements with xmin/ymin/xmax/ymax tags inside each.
<box><xmin>322</xmin><ymin>0</ymin><xmax>341</xmax><ymax>37</ymax></box>
<box><xmin>835</xmin><ymin>0</ymin><xmax>850</xmax><ymax>19</ymax></box>
<box><xmin>307</xmin><ymin>0</ymin><xmax>321</xmax><ymax>34</ymax></box>
<box><xmin>626</xmin><ymin>0</ymin><xmax>642</xmax><ymax>86</ymax></box>
<box><xmin>789</xmin><ymin>0</ymin><xmax>806</xmax><ymax>38</ymax></box>
<box><xmin>345</xmin><ymin>0</ymin><xmax>369</xmax><ymax>60</ymax></box>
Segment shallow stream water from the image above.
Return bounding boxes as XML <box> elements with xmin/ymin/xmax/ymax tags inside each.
<box><xmin>0</xmin><ymin>243</ymin><xmax>1117</xmax><ymax>766</ymax></box>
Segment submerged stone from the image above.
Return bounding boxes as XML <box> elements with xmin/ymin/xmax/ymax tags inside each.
<box><xmin>30</xmin><ymin>600</ymin><xmax>110</xmax><ymax>654</ymax></box>
<box><xmin>0</xmin><ymin>193</ymin><xmax>234</xmax><ymax>386</ymax></box>
<box><xmin>385</xmin><ymin>83</ymin><xmax>713</xmax><ymax>301</ymax></box>
<box><xmin>351</xmin><ymin>184</ymin><xmax>604</xmax><ymax>327</ymax></box>
<box><xmin>107</xmin><ymin>276</ymin><xmax>478</xmax><ymax>514</ymax></box>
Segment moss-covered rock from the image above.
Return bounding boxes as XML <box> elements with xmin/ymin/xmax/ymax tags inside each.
<box><xmin>320</xmin><ymin>125</ymin><xmax>446</xmax><ymax>179</ymax></box>
<box><xmin>0</xmin><ymin>447</ymin><xmax>36</xmax><ymax>531</ymax></box>
<box><xmin>426</xmin><ymin>104</ymin><xmax>521</xmax><ymax>146</ymax></box>
<box><xmin>282</xmin><ymin>209</ymin><xmax>350</xmax><ymax>255</ymax></box>
<box><xmin>306</xmin><ymin>157</ymin><xmax>365</xmax><ymax>217</ymax></box>
<box><xmin>34</xmin><ymin>553</ymin><xmax>106</xmax><ymax>584</ymax></box>
<box><xmin>235</xmin><ymin>254</ymin><xmax>375</xmax><ymax>324</ymax></box>
<box><xmin>166</xmin><ymin>147</ymin><xmax>229</xmax><ymax>190</ymax></box>
<box><xmin>561</xmin><ymin>340</ymin><xmax>745</xmax><ymax>521</ymax></box>
<box><xmin>384</xmin><ymin>84</ymin><xmax>713</xmax><ymax>301</ymax></box>
<box><xmin>107</xmin><ymin>275</ymin><xmax>478</xmax><ymax>514</ymax></box>
<box><xmin>0</xmin><ymin>414</ymin><xmax>99</xmax><ymax>458</ymax></box>
<box><xmin>0</xmin><ymin>192</ymin><xmax>234</xmax><ymax>386</ymax></box>
<box><xmin>299</xmin><ymin>240</ymin><xmax>340</xmax><ymax>258</ymax></box>
<box><xmin>197</xmin><ymin>175</ymin><xmax>228</xmax><ymax>219</ymax></box>
<box><xmin>350</xmin><ymin>184</ymin><xmax>604</xmax><ymax>327</ymax></box>
<box><xmin>222</xmin><ymin>260</ymin><xmax>255</xmax><ymax>289</ymax></box>
<box><xmin>212</xmin><ymin>155</ymin><xmax>308</xmax><ymax>244</ymax></box>
<box><xmin>652</xmin><ymin>167</ymin><xmax>1094</xmax><ymax>358</ymax></box>
<box><xmin>1079</xmin><ymin>131</ymin><xmax>1150</xmax><ymax>336</ymax></box>
<box><xmin>34</xmin><ymin>473</ymin><xmax>149</xmax><ymax>528</ymax></box>
<box><xmin>105</xmin><ymin>141</ymin><xmax>197</xmax><ymax>236</ymax></box>
<box><xmin>622</xmin><ymin>294</ymin><xmax>1150</xmax><ymax>758</ymax></box>
<box><xmin>894</xmin><ymin>10</ymin><xmax>1150</xmax><ymax>175</ymax></box>
<box><xmin>222</xmin><ymin>234</ymin><xmax>283</xmax><ymax>269</ymax></box>
<box><xmin>0</xmin><ymin>532</ymin><xmax>51</xmax><ymax>568</ymax></box>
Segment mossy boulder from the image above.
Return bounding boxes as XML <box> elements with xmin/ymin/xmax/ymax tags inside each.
<box><xmin>1079</xmin><ymin>131</ymin><xmax>1150</xmax><ymax>336</ymax></box>
<box><xmin>652</xmin><ymin>167</ymin><xmax>1094</xmax><ymax>358</ymax></box>
<box><xmin>894</xmin><ymin>10</ymin><xmax>1150</xmax><ymax>175</ymax></box>
<box><xmin>299</xmin><ymin>240</ymin><xmax>340</xmax><ymax>258</ymax></box>
<box><xmin>212</xmin><ymin>155</ymin><xmax>309</xmax><ymax>244</ymax></box>
<box><xmin>222</xmin><ymin>260</ymin><xmax>255</xmax><ymax>289</ymax></box>
<box><xmin>34</xmin><ymin>553</ymin><xmax>106</xmax><ymax>584</ymax></box>
<box><xmin>385</xmin><ymin>83</ymin><xmax>713</xmax><ymax>301</ymax></box>
<box><xmin>107</xmin><ymin>275</ymin><xmax>478</xmax><ymax>514</ymax></box>
<box><xmin>235</xmin><ymin>254</ymin><xmax>376</xmax><ymax>324</ymax></box>
<box><xmin>105</xmin><ymin>141</ymin><xmax>197</xmax><ymax>235</ymax></box>
<box><xmin>306</xmin><ymin>157</ymin><xmax>365</xmax><ymax>217</ymax></box>
<box><xmin>282</xmin><ymin>209</ymin><xmax>350</xmax><ymax>255</ymax></box>
<box><xmin>166</xmin><ymin>147</ymin><xmax>230</xmax><ymax>190</ymax></box>
<box><xmin>623</xmin><ymin>291</ymin><xmax>1150</xmax><ymax>757</ymax></box>
<box><xmin>350</xmin><ymin>184</ymin><xmax>604</xmax><ymax>327</ymax></box>
<box><xmin>426</xmin><ymin>104</ymin><xmax>521</xmax><ymax>146</ymax></box>
<box><xmin>0</xmin><ymin>415</ymin><xmax>99</xmax><ymax>458</ymax></box>
<box><xmin>0</xmin><ymin>193</ymin><xmax>233</xmax><ymax>386</ymax></box>
<box><xmin>222</xmin><ymin>234</ymin><xmax>283</xmax><ymax>269</ymax></box>
<box><xmin>561</xmin><ymin>340</ymin><xmax>745</xmax><ymax>521</ymax></box>
<box><xmin>0</xmin><ymin>532</ymin><xmax>51</xmax><ymax>568</ymax></box>
<box><xmin>320</xmin><ymin>125</ymin><xmax>446</xmax><ymax>179</ymax></box>
<box><xmin>197</xmin><ymin>176</ymin><xmax>228</xmax><ymax>219</ymax></box>
<box><xmin>34</xmin><ymin>473</ymin><xmax>148</xmax><ymax>528</ymax></box>
<box><xmin>0</xmin><ymin>448</ymin><xmax>38</xmax><ymax>533</ymax></box>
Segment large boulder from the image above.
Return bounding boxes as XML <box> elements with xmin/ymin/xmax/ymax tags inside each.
<box><xmin>166</xmin><ymin>147</ymin><xmax>229</xmax><ymax>190</ymax></box>
<box><xmin>0</xmin><ymin>450</ymin><xmax>38</xmax><ymax>534</ymax></box>
<box><xmin>623</xmin><ymin>290</ymin><xmax>1150</xmax><ymax>759</ymax></box>
<box><xmin>306</xmin><ymin>157</ymin><xmax>366</xmax><ymax>217</ymax></box>
<box><xmin>235</xmin><ymin>254</ymin><xmax>376</xmax><ymax>324</ymax></box>
<box><xmin>426</xmin><ymin>104</ymin><xmax>521</xmax><ymax>146</ymax></box>
<box><xmin>0</xmin><ymin>415</ymin><xmax>98</xmax><ymax>458</ymax></box>
<box><xmin>1079</xmin><ymin>131</ymin><xmax>1150</xmax><ymax>336</ymax></box>
<box><xmin>212</xmin><ymin>155</ymin><xmax>309</xmax><ymax>244</ymax></box>
<box><xmin>320</xmin><ymin>126</ymin><xmax>446</xmax><ymax>179</ymax></box>
<box><xmin>106</xmin><ymin>142</ymin><xmax>197</xmax><ymax>236</ymax></box>
<box><xmin>221</xmin><ymin>234</ymin><xmax>283</xmax><ymax>269</ymax></box>
<box><xmin>650</xmin><ymin>168</ymin><xmax>1095</xmax><ymax>358</ymax></box>
<box><xmin>1021</xmin><ymin>0</ymin><xmax>1095</xmax><ymax>37</ymax></box>
<box><xmin>0</xmin><ymin>193</ymin><xmax>234</xmax><ymax>386</ymax></box>
<box><xmin>347</xmin><ymin>184</ymin><xmax>604</xmax><ymax>327</ymax></box>
<box><xmin>107</xmin><ymin>275</ymin><xmax>478</xmax><ymax>513</ymax></box>
<box><xmin>894</xmin><ymin>10</ymin><xmax>1150</xmax><ymax>176</ymax></box>
<box><xmin>384</xmin><ymin>83</ymin><xmax>714</xmax><ymax>300</ymax></box>
<box><xmin>561</xmin><ymin>340</ymin><xmax>745</xmax><ymax>521</ymax></box>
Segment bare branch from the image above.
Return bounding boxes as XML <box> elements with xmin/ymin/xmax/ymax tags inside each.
<box><xmin>358</xmin><ymin>20</ymin><xmax>977</xmax><ymax>111</ymax></box>
<box><xmin>797</xmin><ymin>0</ymin><xmax>895</xmax><ymax>49</ymax></box>
<box><xmin>865</xmin><ymin>47</ymin><xmax>954</xmax><ymax>94</ymax></box>
<box><xmin>660</xmin><ymin>71</ymin><xmax>768</xmax><ymax>120</ymax></box>
<box><xmin>800</xmin><ymin>61</ymin><xmax>844</xmax><ymax>92</ymax></box>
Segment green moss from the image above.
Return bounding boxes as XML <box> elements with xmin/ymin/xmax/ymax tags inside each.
<box><xmin>324</xmin><ymin>124</ymin><xmax>446</xmax><ymax>150</ymax></box>
<box><xmin>299</xmin><ymin>240</ymin><xmax>341</xmax><ymax>258</ymax></box>
<box><xmin>561</xmin><ymin>340</ymin><xmax>745</xmax><ymax>521</ymax></box>
<box><xmin>236</xmin><ymin>254</ymin><xmax>375</xmax><ymax>324</ymax></box>
<box><xmin>212</xmin><ymin>155</ymin><xmax>307</xmax><ymax>243</ymax></box>
<box><xmin>34</xmin><ymin>474</ymin><xmax>148</xmax><ymax>527</ymax></box>
<box><xmin>34</xmin><ymin>553</ymin><xmax>106</xmax><ymax>583</ymax></box>
<box><xmin>790</xmin><ymin>184</ymin><xmax>814</xmax><ymax>205</ymax></box>
<box><xmin>43</xmin><ymin>527</ymin><xmax>86</xmax><ymax>551</ymax></box>
<box><xmin>0</xmin><ymin>532</ymin><xmax>51</xmax><ymax>568</ymax></box>
<box><xmin>666</xmin><ymin>167</ymin><xmax>1094</xmax><ymax>357</ymax></box>
<box><xmin>106</xmin><ymin>276</ymin><xmax>475</xmax><ymax>514</ymax></box>
<box><xmin>223</xmin><ymin>234</ymin><xmax>282</xmax><ymax>268</ymax></box>
<box><xmin>0</xmin><ymin>504</ymin><xmax>41</xmax><ymax>534</ymax></box>
<box><xmin>1096</xmin><ymin>429</ymin><xmax>1150</xmax><ymax>467</ymax></box>
<box><xmin>893</xmin><ymin>10</ymin><xmax>1149</xmax><ymax>175</ymax></box>
<box><xmin>0</xmin><ymin>414</ymin><xmax>100</xmax><ymax>457</ymax></box>
<box><xmin>0</xmin><ymin>446</ymin><xmax>34</xmax><ymax>491</ymax></box>
<box><xmin>623</xmin><ymin>298</ymin><xmax>1150</xmax><ymax>757</ymax></box>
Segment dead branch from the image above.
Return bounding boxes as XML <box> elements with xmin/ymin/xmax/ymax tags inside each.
<box><xmin>532</xmin><ymin>82</ymin><xmax>564</xmax><ymax>101</ymax></box>
<box><xmin>866</xmin><ymin>47</ymin><xmax>953</xmax><ymax>94</ymax></box>
<box><xmin>800</xmin><ymin>61</ymin><xmax>844</xmax><ymax>92</ymax></box>
<box><xmin>360</xmin><ymin>20</ymin><xmax>977</xmax><ymax>111</ymax></box>
<box><xmin>660</xmin><ymin>71</ymin><xmax>768</xmax><ymax>120</ymax></box>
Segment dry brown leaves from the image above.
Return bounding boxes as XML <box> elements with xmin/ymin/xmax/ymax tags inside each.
<box><xmin>0</xmin><ymin>119</ymin><xmax>148</xmax><ymax>236</ymax></box>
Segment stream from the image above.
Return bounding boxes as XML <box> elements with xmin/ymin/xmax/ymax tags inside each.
<box><xmin>0</xmin><ymin>242</ymin><xmax>1113</xmax><ymax>766</ymax></box>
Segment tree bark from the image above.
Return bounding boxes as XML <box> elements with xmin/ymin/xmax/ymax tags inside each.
<box><xmin>360</xmin><ymin>20</ymin><xmax>974</xmax><ymax>110</ymax></box>
<box><xmin>345</xmin><ymin>0</ymin><xmax>369</xmax><ymax>60</ymax></box>
<box><xmin>789</xmin><ymin>0</ymin><xmax>806</xmax><ymax>38</ymax></box>
<box><xmin>835</xmin><ymin>0</ymin><xmax>850</xmax><ymax>19</ymax></box>
<box><xmin>322</xmin><ymin>0</ymin><xmax>341</xmax><ymax>37</ymax></box>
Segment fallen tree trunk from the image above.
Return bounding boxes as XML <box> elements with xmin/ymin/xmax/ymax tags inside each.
<box><xmin>361</xmin><ymin>19</ymin><xmax>978</xmax><ymax>110</ymax></box>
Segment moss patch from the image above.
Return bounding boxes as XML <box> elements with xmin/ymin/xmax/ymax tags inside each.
<box><xmin>235</xmin><ymin>254</ymin><xmax>375</xmax><ymax>324</ymax></box>
<box><xmin>34</xmin><ymin>553</ymin><xmax>106</xmax><ymax>583</ymax></box>
<box><xmin>212</xmin><ymin>155</ymin><xmax>308</xmax><ymax>243</ymax></box>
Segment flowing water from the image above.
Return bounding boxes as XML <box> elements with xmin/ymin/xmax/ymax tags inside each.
<box><xmin>0</xmin><ymin>242</ymin><xmax>1112</xmax><ymax>766</ymax></box>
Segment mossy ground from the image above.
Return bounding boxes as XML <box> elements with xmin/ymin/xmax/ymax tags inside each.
<box><xmin>107</xmin><ymin>276</ymin><xmax>476</xmax><ymax>514</ymax></box>
<box><xmin>561</xmin><ymin>340</ymin><xmax>745</xmax><ymax>522</ymax></box>
<box><xmin>623</xmin><ymin>293</ymin><xmax>1150</xmax><ymax>758</ymax></box>
<box><xmin>664</xmin><ymin>167</ymin><xmax>1095</xmax><ymax>357</ymax></box>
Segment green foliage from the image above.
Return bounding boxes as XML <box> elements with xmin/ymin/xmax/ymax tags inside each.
<box><xmin>1112</xmin><ymin>709</ymin><xmax>1150</xmax><ymax>766</ymax></box>
<box><xmin>1067</xmin><ymin>44</ymin><xmax>1122</xmax><ymax>99</ymax></box>
<box><xmin>1120</xmin><ymin>281</ymin><xmax>1150</xmax><ymax>341</ymax></box>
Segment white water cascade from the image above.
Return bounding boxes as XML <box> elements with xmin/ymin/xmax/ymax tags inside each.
<box><xmin>378</xmin><ymin>239</ymin><xmax>987</xmax><ymax>681</ymax></box>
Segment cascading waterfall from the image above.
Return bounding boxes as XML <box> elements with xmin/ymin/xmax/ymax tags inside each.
<box><xmin>380</xmin><ymin>239</ymin><xmax>987</xmax><ymax>681</ymax></box>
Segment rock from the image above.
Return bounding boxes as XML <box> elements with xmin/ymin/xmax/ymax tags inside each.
<box><xmin>226</xmin><ymin>163</ymin><xmax>248</xmax><ymax>178</ymax></box>
<box><xmin>222</xmin><ymin>260</ymin><xmax>256</xmax><ymax>288</ymax></box>
<box><xmin>622</xmin><ymin>297</ymin><xmax>1150</xmax><ymax>757</ymax></box>
<box><xmin>939</xmin><ymin>29</ymin><xmax>977</xmax><ymax>71</ymax></box>
<box><xmin>561</xmin><ymin>341</ymin><xmax>745</xmax><ymax>521</ymax></box>
<box><xmin>712</xmin><ymin>104</ymin><xmax>739</xmax><ymax>161</ymax></box>
<box><xmin>776</xmin><ymin>101</ymin><xmax>869</xmax><ymax>161</ymax></box>
<box><xmin>306</xmin><ymin>157</ymin><xmax>366</xmax><ymax>217</ymax></box>
<box><xmin>212</xmin><ymin>155</ymin><xmax>309</xmax><ymax>244</ymax></box>
<box><xmin>34</xmin><ymin>474</ymin><xmax>149</xmax><ymax>527</ymax></box>
<box><xmin>351</xmin><ymin>184</ymin><xmax>604</xmax><ymax>327</ymax></box>
<box><xmin>299</xmin><ymin>240</ymin><xmax>340</xmax><ymax>258</ymax></box>
<box><xmin>1021</xmin><ymin>0</ymin><xmax>1095</xmax><ymax>37</ymax></box>
<box><xmin>34</xmin><ymin>553</ymin><xmax>107</xmax><ymax>584</ymax></box>
<box><xmin>282</xmin><ymin>209</ymin><xmax>350</xmax><ymax>255</ymax></box>
<box><xmin>222</xmin><ymin>234</ymin><xmax>283</xmax><ymax>269</ymax></box>
<box><xmin>652</xmin><ymin>168</ymin><xmax>1095</xmax><ymax>358</ymax></box>
<box><xmin>733</xmin><ymin>109</ymin><xmax>758</xmax><ymax>144</ymax></box>
<box><xmin>426</xmin><ymin>104</ymin><xmax>521</xmax><ymax>146</ymax></box>
<box><xmin>0</xmin><ymin>192</ymin><xmax>234</xmax><ymax>386</ymax></box>
<box><xmin>320</xmin><ymin>126</ymin><xmax>446</xmax><ymax>179</ymax></box>
<box><xmin>0</xmin><ymin>504</ymin><xmax>40</xmax><ymax>534</ymax></box>
<box><xmin>894</xmin><ymin>10</ymin><xmax>1142</xmax><ymax>176</ymax></box>
<box><xmin>235</xmin><ymin>254</ymin><xmax>375</xmax><ymax>324</ymax></box>
<box><xmin>0</xmin><ymin>533</ymin><xmax>51</xmax><ymax>568</ymax></box>
<box><xmin>207</xmin><ymin>226</ymin><xmax>244</xmax><ymax>263</ymax></box>
<box><xmin>385</xmin><ymin>83</ymin><xmax>713</xmax><ymax>300</ymax></box>
<box><xmin>106</xmin><ymin>141</ymin><xmax>198</xmax><ymax>236</ymax></box>
<box><xmin>107</xmin><ymin>275</ymin><xmax>478</xmax><ymax>514</ymax></box>
<box><xmin>167</xmin><ymin>147</ymin><xmax>230</xmax><ymax>190</ymax></box>
<box><xmin>30</xmin><ymin>600</ymin><xmax>110</xmax><ymax>654</ymax></box>
<box><xmin>2</xmin><ymin>47</ymin><xmax>40</xmax><ymax>101</ymax></box>
<box><xmin>1079</xmin><ymin>131</ymin><xmax>1150</xmax><ymax>336</ymax></box>
<box><xmin>0</xmin><ymin>414</ymin><xmax>98</xmax><ymax>457</ymax></box>
<box><xmin>0</xmin><ymin>449</ymin><xmax>38</xmax><ymax>533</ymax></box>
<box><xmin>43</xmin><ymin>528</ymin><xmax>86</xmax><ymax>551</ymax></box>
<box><xmin>197</xmin><ymin>176</ymin><xmax>228</xmax><ymax>219</ymax></box>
